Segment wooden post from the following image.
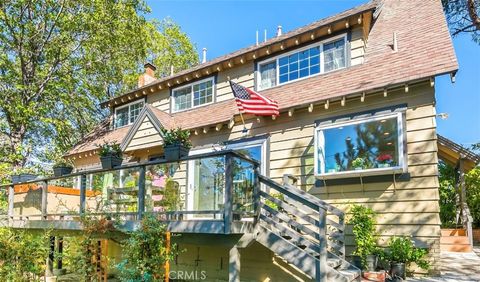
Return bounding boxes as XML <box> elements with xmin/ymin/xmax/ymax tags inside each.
<box><xmin>165</xmin><ymin>232</ymin><xmax>171</xmax><ymax>282</ymax></box>
<box><xmin>46</xmin><ymin>236</ymin><xmax>55</xmax><ymax>277</ymax></box>
<box><xmin>79</xmin><ymin>174</ymin><xmax>87</xmax><ymax>215</ymax></box>
<box><xmin>57</xmin><ymin>236</ymin><xmax>64</xmax><ymax>270</ymax></box>
<box><xmin>228</xmin><ymin>245</ymin><xmax>240</xmax><ymax>282</ymax></box>
<box><xmin>138</xmin><ymin>166</ymin><xmax>146</xmax><ymax>220</ymax></box>
<box><xmin>8</xmin><ymin>185</ymin><xmax>14</xmax><ymax>219</ymax></box>
<box><xmin>41</xmin><ymin>180</ymin><xmax>48</xmax><ymax>219</ymax></box>
<box><xmin>224</xmin><ymin>153</ymin><xmax>234</xmax><ymax>234</ymax></box>
<box><xmin>317</xmin><ymin>208</ymin><xmax>327</xmax><ymax>282</ymax></box>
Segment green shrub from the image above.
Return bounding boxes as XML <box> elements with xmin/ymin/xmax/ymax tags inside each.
<box><xmin>97</xmin><ymin>141</ymin><xmax>122</xmax><ymax>158</ymax></box>
<box><xmin>386</xmin><ymin>236</ymin><xmax>429</xmax><ymax>273</ymax></box>
<box><xmin>349</xmin><ymin>204</ymin><xmax>378</xmax><ymax>267</ymax></box>
<box><xmin>466</xmin><ymin>167</ymin><xmax>480</xmax><ymax>228</ymax></box>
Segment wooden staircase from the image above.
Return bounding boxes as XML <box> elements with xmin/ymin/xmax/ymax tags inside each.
<box><xmin>253</xmin><ymin>175</ymin><xmax>361</xmax><ymax>282</ymax></box>
<box><xmin>440</xmin><ymin>229</ymin><xmax>472</xmax><ymax>252</ymax></box>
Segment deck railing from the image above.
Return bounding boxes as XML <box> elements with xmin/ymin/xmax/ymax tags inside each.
<box><xmin>0</xmin><ymin>150</ymin><xmax>259</xmax><ymax>234</ymax></box>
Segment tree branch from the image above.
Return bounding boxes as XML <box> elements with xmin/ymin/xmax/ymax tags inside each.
<box><xmin>467</xmin><ymin>0</ymin><xmax>480</xmax><ymax>31</ymax></box>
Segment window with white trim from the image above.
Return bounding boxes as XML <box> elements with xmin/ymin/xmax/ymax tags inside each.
<box><xmin>114</xmin><ymin>100</ymin><xmax>144</xmax><ymax>128</ymax></box>
<box><xmin>314</xmin><ymin>113</ymin><xmax>405</xmax><ymax>177</ymax></box>
<box><xmin>257</xmin><ymin>34</ymin><xmax>347</xmax><ymax>90</ymax></box>
<box><xmin>172</xmin><ymin>77</ymin><xmax>214</xmax><ymax>112</ymax></box>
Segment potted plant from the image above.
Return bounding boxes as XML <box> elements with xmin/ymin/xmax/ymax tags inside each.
<box><xmin>97</xmin><ymin>141</ymin><xmax>123</xmax><ymax>169</ymax></box>
<box><xmin>53</xmin><ymin>160</ymin><xmax>74</xmax><ymax>177</ymax></box>
<box><xmin>386</xmin><ymin>236</ymin><xmax>430</xmax><ymax>279</ymax></box>
<box><xmin>376</xmin><ymin>154</ymin><xmax>393</xmax><ymax>168</ymax></box>
<box><xmin>161</xmin><ymin>128</ymin><xmax>192</xmax><ymax>161</ymax></box>
<box><xmin>11</xmin><ymin>168</ymin><xmax>38</xmax><ymax>184</ymax></box>
<box><xmin>352</xmin><ymin>157</ymin><xmax>366</xmax><ymax>170</ymax></box>
<box><xmin>349</xmin><ymin>204</ymin><xmax>379</xmax><ymax>271</ymax></box>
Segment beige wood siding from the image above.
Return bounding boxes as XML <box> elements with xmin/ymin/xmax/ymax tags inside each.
<box><xmin>124</xmin><ymin>116</ymin><xmax>163</xmax><ymax>152</ymax></box>
<box><xmin>350</xmin><ymin>26</ymin><xmax>365</xmax><ymax>66</ymax></box>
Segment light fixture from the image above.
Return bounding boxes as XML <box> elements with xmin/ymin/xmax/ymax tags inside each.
<box><xmin>437</xmin><ymin>113</ymin><xmax>449</xmax><ymax>120</ymax></box>
<box><xmin>384</xmin><ymin>132</ymin><xmax>390</xmax><ymax>136</ymax></box>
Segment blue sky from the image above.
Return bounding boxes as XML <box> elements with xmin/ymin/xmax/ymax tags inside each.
<box><xmin>146</xmin><ymin>0</ymin><xmax>480</xmax><ymax>147</ymax></box>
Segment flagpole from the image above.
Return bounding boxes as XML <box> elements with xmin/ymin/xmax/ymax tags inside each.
<box><xmin>239</xmin><ymin>111</ymin><xmax>248</xmax><ymax>134</ymax></box>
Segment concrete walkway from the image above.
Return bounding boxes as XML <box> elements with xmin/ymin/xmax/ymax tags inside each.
<box><xmin>408</xmin><ymin>246</ymin><xmax>480</xmax><ymax>282</ymax></box>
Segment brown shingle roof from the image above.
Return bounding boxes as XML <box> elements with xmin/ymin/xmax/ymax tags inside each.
<box><xmin>67</xmin><ymin>0</ymin><xmax>458</xmax><ymax>157</ymax></box>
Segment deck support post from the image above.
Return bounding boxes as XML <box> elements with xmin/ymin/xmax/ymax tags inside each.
<box><xmin>80</xmin><ymin>174</ymin><xmax>87</xmax><ymax>215</ymax></box>
<box><xmin>41</xmin><ymin>180</ymin><xmax>48</xmax><ymax>219</ymax></box>
<box><xmin>57</xmin><ymin>237</ymin><xmax>64</xmax><ymax>270</ymax></box>
<box><xmin>224</xmin><ymin>153</ymin><xmax>233</xmax><ymax>234</ymax></box>
<box><xmin>8</xmin><ymin>185</ymin><xmax>14</xmax><ymax>219</ymax></box>
<box><xmin>46</xmin><ymin>236</ymin><xmax>55</xmax><ymax>277</ymax></box>
<box><xmin>228</xmin><ymin>245</ymin><xmax>240</xmax><ymax>282</ymax></box>
<box><xmin>138</xmin><ymin>165</ymin><xmax>146</xmax><ymax>220</ymax></box>
<box><xmin>317</xmin><ymin>208</ymin><xmax>327</xmax><ymax>282</ymax></box>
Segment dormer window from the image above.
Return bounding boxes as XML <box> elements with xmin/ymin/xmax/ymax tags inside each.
<box><xmin>257</xmin><ymin>34</ymin><xmax>347</xmax><ymax>91</ymax></box>
<box><xmin>172</xmin><ymin>77</ymin><xmax>214</xmax><ymax>112</ymax></box>
<box><xmin>114</xmin><ymin>99</ymin><xmax>145</xmax><ymax>128</ymax></box>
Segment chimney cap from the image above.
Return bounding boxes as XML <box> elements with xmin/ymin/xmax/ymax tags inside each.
<box><xmin>144</xmin><ymin>62</ymin><xmax>157</xmax><ymax>71</ymax></box>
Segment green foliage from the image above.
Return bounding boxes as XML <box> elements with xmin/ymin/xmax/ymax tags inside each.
<box><xmin>0</xmin><ymin>0</ymin><xmax>198</xmax><ymax>173</ymax></box>
<box><xmin>160</xmin><ymin>177</ymin><xmax>180</xmax><ymax>211</ymax></box>
<box><xmin>0</xmin><ymin>228</ymin><xmax>50</xmax><ymax>281</ymax></box>
<box><xmin>438</xmin><ymin>161</ymin><xmax>458</xmax><ymax>227</ymax></box>
<box><xmin>466</xmin><ymin>167</ymin><xmax>480</xmax><ymax>227</ymax></box>
<box><xmin>160</xmin><ymin>128</ymin><xmax>192</xmax><ymax>148</ymax></box>
<box><xmin>352</xmin><ymin>157</ymin><xmax>365</xmax><ymax>169</ymax></box>
<box><xmin>97</xmin><ymin>142</ymin><xmax>123</xmax><ymax>158</ymax></box>
<box><xmin>442</xmin><ymin>0</ymin><xmax>480</xmax><ymax>43</ymax></box>
<box><xmin>264</xmin><ymin>193</ymin><xmax>284</xmax><ymax>211</ymax></box>
<box><xmin>116</xmin><ymin>214</ymin><xmax>178</xmax><ymax>281</ymax></box>
<box><xmin>53</xmin><ymin>159</ymin><xmax>74</xmax><ymax>169</ymax></box>
<box><xmin>386</xmin><ymin>236</ymin><xmax>430</xmax><ymax>272</ymax></box>
<box><xmin>349</xmin><ymin>204</ymin><xmax>378</xmax><ymax>267</ymax></box>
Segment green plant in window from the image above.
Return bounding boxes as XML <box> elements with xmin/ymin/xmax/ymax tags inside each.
<box><xmin>352</xmin><ymin>157</ymin><xmax>366</xmax><ymax>169</ymax></box>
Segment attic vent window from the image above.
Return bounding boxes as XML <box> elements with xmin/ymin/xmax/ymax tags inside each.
<box><xmin>114</xmin><ymin>100</ymin><xmax>145</xmax><ymax>129</ymax></box>
<box><xmin>257</xmin><ymin>34</ymin><xmax>347</xmax><ymax>91</ymax></box>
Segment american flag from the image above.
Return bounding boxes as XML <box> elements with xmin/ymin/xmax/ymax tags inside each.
<box><xmin>229</xmin><ymin>81</ymin><xmax>279</xmax><ymax>116</ymax></box>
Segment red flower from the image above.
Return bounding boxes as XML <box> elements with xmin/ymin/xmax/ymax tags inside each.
<box><xmin>377</xmin><ymin>154</ymin><xmax>393</xmax><ymax>162</ymax></box>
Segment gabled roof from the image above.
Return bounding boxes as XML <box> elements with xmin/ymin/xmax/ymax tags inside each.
<box><xmin>67</xmin><ymin>0</ymin><xmax>459</xmax><ymax>157</ymax></box>
<box><xmin>437</xmin><ymin>134</ymin><xmax>480</xmax><ymax>171</ymax></box>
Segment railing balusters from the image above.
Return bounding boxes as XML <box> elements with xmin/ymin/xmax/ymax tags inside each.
<box><xmin>317</xmin><ymin>208</ymin><xmax>327</xmax><ymax>282</ymax></box>
<box><xmin>253</xmin><ymin>164</ymin><xmax>261</xmax><ymax>227</ymax></box>
<box><xmin>79</xmin><ymin>174</ymin><xmax>86</xmax><ymax>215</ymax></box>
<box><xmin>137</xmin><ymin>166</ymin><xmax>146</xmax><ymax>220</ymax></box>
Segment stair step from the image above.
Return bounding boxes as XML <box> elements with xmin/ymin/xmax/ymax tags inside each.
<box><xmin>441</xmin><ymin>228</ymin><xmax>467</xmax><ymax>236</ymax></box>
<box><xmin>440</xmin><ymin>244</ymin><xmax>472</xmax><ymax>252</ymax></box>
<box><xmin>327</xmin><ymin>258</ymin><xmax>342</xmax><ymax>269</ymax></box>
<box><xmin>338</xmin><ymin>269</ymin><xmax>360</xmax><ymax>281</ymax></box>
<box><xmin>440</xmin><ymin>236</ymin><xmax>470</xmax><ymax>245</ymax></box>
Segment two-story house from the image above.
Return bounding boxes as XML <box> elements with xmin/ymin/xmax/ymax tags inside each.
<box><xmin>7</xmin><ymin>0</ymin><xmax>459</xmax><ymax>281</ymax></box>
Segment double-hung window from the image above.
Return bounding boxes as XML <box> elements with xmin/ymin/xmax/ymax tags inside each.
<box><xmin>114</xmin><ymin>100</ymin><xmax>145</xmax><ymax>129</ymax></box>
<box><xmin>314</xmin><ymin>112</ymin><xmax>406</xmax><ymax>177</ymax></box>
<box><xmin>257</xmin><ymin>34</ymin><xmax>347</xmax><ymax>90</ymax></box>
<box><xmin>172</xmin><ymin>77</ymin><xmax>214</xmax><ymax>112</ymax></box>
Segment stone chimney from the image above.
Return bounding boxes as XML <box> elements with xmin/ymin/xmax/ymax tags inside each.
<box><xmin>138</xmin><ymin>63</ymin><xmax>156</xmax><ymax>88</ymax></box>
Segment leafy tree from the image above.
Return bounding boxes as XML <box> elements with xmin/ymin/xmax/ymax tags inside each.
<box><xmin>0</xmin><ymin>0</ymin><xmax>198</xmax><ymax>177</ymax></box>
<box><xmin>438</xmin><ymin>161</ymin><xmax>458</xmax><ymax>227</ymax></box>
<box><xmin>466</xmin><ymin>166</ymin><xmax>480</xmax><ymax>227</ymax></box>
<box><xmin>442</xmin><ymin>0</ymin><xmax>480</xmax><ymax>43</ymax></box>
<box><xmin>0</xmin><ymin>228</ymin><xmax>50</xmax><ymax>281</ymax></box>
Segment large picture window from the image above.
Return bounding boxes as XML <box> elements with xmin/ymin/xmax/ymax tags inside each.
<box><xmin>257</xmin><ymin>34</ymin><xmax>347</xmax><ymax>91</ymax></box>
<box><xmin>114</xmin><ymin>100</ymin><xmax>145</xmax><ymax>129</ymax></box>
<box><xmin>314</xmin><ymin>113</ymin><xmax>405</xmax><ymax>177</ymax></box>
<box><xmin>172</xmin><ymin>77</ymin><xmax>214</xmax><ymax>112</ymax></box>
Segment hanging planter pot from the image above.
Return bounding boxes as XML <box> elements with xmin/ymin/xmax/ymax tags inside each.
<box><xmin>164</xmin><ymin>144</ymin><xmax>190</xmax><ymax>161</ymax></box>
<box><xmin>53</xmin><ymin>166</ymin><xmax>73</xmax><ymax>177</ymax></box>
<box><xmin>100</xmin><ymin>155</ymin><xmax>123</xmax><ymax>170</ymax></box>
<box><xmin>11</xmin><ymin>173</ymin><xmax>37</xmax><ymax>184</ymax></box>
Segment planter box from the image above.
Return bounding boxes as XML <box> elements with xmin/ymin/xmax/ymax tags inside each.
<box><xmin>100</xmin><ymin>155</ymin><xmax>123</xmax><ymax>169</ymax></box>
<box><xmin>53</xmin><ymin>166</ymin><xmax>73</xmax><ymax>177</ymax></box>
<box><xmin>11</xmin><ymin>173</ymin><xmax>37</xmax><ymax>184</ymax></box>
<box><xmin>164</xmin><ymin>144</ymin><xmax>190</xmax><ymax>161</ymax></box>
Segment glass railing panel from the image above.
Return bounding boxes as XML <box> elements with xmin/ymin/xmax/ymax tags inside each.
<box><xmin>47</xmin><ymin>176</ymin><xmax>81</xmax><ymax>219</ymax></box>
<box><xmin>232</xmin><ymin>156</ymin><xmax>255</xmax><ymax>219</ymax></box>
<box><xmin>12</xmin><ymin>181</ymin><xmax>44</xmax><ymax>219</ymax></box>
<box><xmin>85</xmin><ymin>167</ymin><xmax>140</xmax><ymax>219</ymax></box>
<box><xmin>145</xmin><ymin>162</ymin><xmax>185</xmax><ymax>219</ymax></box>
